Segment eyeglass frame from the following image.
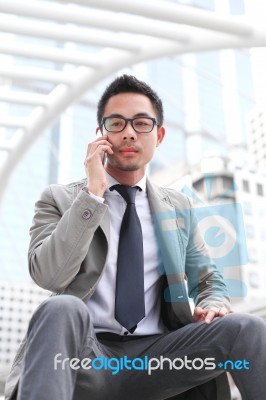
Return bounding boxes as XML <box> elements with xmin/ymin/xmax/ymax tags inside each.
<box><xmin>101</xmin><ymin>116</ymin><xmax>159</xmax><ymax>134</ymax></box>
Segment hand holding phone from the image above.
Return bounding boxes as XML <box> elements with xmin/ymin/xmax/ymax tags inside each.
<box><xmin>96</xmin><ymin>130</ymin><xmax>107</xmax><ymax>165</ymax></box>
<box><xmin>84</xmin><ymin>132</ymin><xmax>113</xmax><ymax>197</ymax></box>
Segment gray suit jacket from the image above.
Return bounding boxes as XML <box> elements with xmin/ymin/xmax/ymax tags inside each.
<box><xmin>5</xmin><ymin>178</ymin><xmax>231</xmax><ymax>400</ymax></box>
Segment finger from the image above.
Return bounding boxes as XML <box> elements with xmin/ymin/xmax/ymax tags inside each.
<box><xmin>219</xmin><ymin>307</ymin><xmax>232</xmax><ymax>317</ymax></box>
<box><xmin>194</xmin><ymin>313</ymin><xmax>206</xmax><ymax>322</ymax></box>
<box><xmin>85</xmin><ymin>137</ymin><xmax>111</xmax><ymax>154</ymax></box>
<box><xmin>204</xmin><ymin>309</ymin><xmax>218</xmax><ymax>324</ymax></box>
<box><xmin>94</xmin><ymin>137</ymin><xmax>110</xmax><ymax>145</ymax></box>
<box><xmin>84</xmin><ymin>144</ymin><xmax>113</xmax><ymax>164</ymax></box>
<box><xmin>194</xmin><ymin>306</ymin><xmax>206</xmax><ymax>316</ymax></box>
<box><xmin>89</xmin><ymin>139</ymin><xmax>112</xmax><ymax>151</ymax></box>
<box><xmin>86</xmin><ymin>142</ymin><xmax>113</xmax><ymax>158</ymax></box>
<box><xmin>93</xmin><ymin>141</ymin><xmax>113</xmax><ymax>154</ymax></box>
<box><xmin>217</xmin><ymin>308</ymin><xmax>226</xmax><ymax>317</ymax></box>
<box><xmin>193</xmin><ymin>307</ymin><xmax>207</xmax><ymax>322</ymax></box>
<box><xmin>94</xmin><ymin>134</ymin><xmax>108</xmax><ymax>141</ymax></box>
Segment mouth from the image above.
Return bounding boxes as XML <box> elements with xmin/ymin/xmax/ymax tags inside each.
<box><xmin>119</xmin><ymin>147</ymin><xmax>138</xmax><ymax>155</ymax></box>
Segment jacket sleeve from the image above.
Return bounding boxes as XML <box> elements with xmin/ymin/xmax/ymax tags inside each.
<box><xmin>184</xmin><ymin>197</ymin><xmax>231</xmax><ymax>312</ymax></box>
<box><xmin>28</xmin><ymin>185</ymin><xmax>108</xmax><ymax>292</ymax></box>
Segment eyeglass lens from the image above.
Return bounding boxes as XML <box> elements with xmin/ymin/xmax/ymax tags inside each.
<box><xmin>104</xmin><ymin>117</ymin><xmax>155</xmax><ymax>133</ymax></box>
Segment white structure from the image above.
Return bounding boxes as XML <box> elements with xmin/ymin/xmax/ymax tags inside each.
<box><xmin>1</xmin><ymin>0</ymin><xmax>266</xmax><ymax>202</ymax></box>
<box><xmin>0</xmin><ymin>281</ymin><xmax>49</xmax><ymax>382</ymax></box>
<box><xmin>234</xmin><ymin>167</ymin><xmax>266</xmax><ymax>297</ymax></box>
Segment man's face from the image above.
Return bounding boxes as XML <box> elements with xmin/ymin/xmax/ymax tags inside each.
<box><xmin>101</xmin><ymin>92</ymin><xmax>165</xmax><ymax>179</ymax></box>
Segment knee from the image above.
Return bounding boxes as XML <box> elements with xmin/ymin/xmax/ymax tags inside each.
<box><xmin>42</xmin><ymin>294</ymin><xmax>86</xmax><ymax>310</ymax></box>
<box><xmin>32</xmin><ymin>294</ymin><xmax>90</xmax><ymax>325</ymax></box>
<box><xmin>219</xmin><ymin>312</ymin><xmax>265</xmax><ymax>337</ymax></box>
<box><xmin>225</xmin><ymin>312</ymin><xmax>264</xmax><ymax>326</ymax></box>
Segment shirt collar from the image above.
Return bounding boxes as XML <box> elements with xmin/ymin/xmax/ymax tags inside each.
<box><xmin>105</xmin><ymin>171</ymin><xmax>146</xmax><ymax>193</ymax></box>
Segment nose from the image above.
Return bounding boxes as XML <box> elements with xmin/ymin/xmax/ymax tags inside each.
<box><xmin>122</xmin><ymin>121</ymin><xmax>137</xmax><ymax>141</ymax></box>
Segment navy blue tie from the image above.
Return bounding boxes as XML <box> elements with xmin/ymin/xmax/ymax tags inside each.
<box><xmin>111</xmin><ymin>185</ymin><xmax>145</xmax><ymax>333</ymax></box>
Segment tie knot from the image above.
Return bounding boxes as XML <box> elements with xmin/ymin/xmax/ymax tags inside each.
<box><xmin>110</xmin><ymin>184</ymin><xmax>141</xmax><ymax>204</ymax></box>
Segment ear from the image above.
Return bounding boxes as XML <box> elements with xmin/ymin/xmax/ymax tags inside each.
<box><xmin>95</xmin><ymin>127</ymin><xmax>103</xmax><ymax>137</ymax></box>
<box><xmin>156</xmin><ymin>126</ymin><xmax>165</xmax><ymax>147</ymax></box>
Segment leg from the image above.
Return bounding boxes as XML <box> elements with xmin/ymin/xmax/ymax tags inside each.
<box><xmin>17</xmin><ymin>295</ymin><xmax>95</xmax><ymax>400</ymax></box>
<box><xmin>111</xmin><ymin>313</ymin><xmax>266</xmax><ymax>400</ymax></box>
<box><xmin>222</xmin><ymin>313</ymin><xmax>266</xmax><ymax>400</ymax></box>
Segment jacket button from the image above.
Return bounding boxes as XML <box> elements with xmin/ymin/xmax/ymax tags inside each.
<box><xmin>82</xmin><ymin>209</ymin><xmax>92</xmax><ymax>220</ymax></box>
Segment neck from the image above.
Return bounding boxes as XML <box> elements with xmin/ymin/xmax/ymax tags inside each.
<box><xmin>106</xmin><ymin>165</ymin><xmax>145</xmax><ymax>186</ymax></box>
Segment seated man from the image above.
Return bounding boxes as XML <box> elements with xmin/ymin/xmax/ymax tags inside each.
<box><xmin>5</xmin><ymin>74</ymin><xmax>266</xmax><ymax>400</ymax></box>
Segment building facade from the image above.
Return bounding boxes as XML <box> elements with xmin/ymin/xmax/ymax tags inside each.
<box><xmin>248</xmin><ymin>105</ymin><xmax>266</xmax><ymax>170</ymax></box>
<box><xmin>190</xmin><ymin>156</ymin><xmax>266</xmax><ymax>301</ymax></box>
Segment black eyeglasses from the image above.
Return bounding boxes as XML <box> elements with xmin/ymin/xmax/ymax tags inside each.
<box><xmin>102</xmin><ymin>116</ymin><xmax>159</xmax><ymax>133</ymax></box>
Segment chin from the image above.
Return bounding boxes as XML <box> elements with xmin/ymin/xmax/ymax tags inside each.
<box><xmin>117</xmin><ymin>164</ymin><xmax>140</xmax><ymax>172</ymax></box>
<box><xmin>107</xmin><ymin>159</ymin><xmax>138</xmax><ymax>172</ymax></box>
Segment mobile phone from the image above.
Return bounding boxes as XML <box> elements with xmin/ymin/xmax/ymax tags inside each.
<box><xmin>96</xmin><ymin>130</ymin><xmax>107</xmax><ymax>166</ymax></box>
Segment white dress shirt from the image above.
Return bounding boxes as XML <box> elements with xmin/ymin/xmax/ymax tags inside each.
<box><xmin>86</xmin><ymin>172</ymin><xmax>167</xmax><ymax>335</ymax></box>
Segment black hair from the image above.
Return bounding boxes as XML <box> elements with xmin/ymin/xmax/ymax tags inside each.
<box><xmin>97</xmin><ymin>74</ymin><xmax>164</xmax><ymax>127</ymax></box>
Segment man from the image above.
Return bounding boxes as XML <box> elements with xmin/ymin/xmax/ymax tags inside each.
<box><xmin>5</xmin><ymin>75</ymin><xmax>266</xmax><ymax>400</ymax></box>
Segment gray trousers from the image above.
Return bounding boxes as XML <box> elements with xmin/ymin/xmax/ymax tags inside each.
<box><xmin>16</xmin><ymin>295</ymin><xmax>266</xmax><ymax>400</ymax></box>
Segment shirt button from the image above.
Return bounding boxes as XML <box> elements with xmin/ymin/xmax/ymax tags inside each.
<box><xmin>124</xmin><ymin>331</ymin><xmax>128</xmax><ymax>336</ymax></box>
<box><xmin>82</xmin><ymin>209</ymin><xmax>92</xmax><ymax>220</ymax></box>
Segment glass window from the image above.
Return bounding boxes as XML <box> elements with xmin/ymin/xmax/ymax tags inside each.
<box><xmin>243</xmin><ymin>180</ymin><xmax>250</xmax><ymax>193</ymax></box>
<box><xmin>222</xmin><ymin>176</ymin><xmax>234</xmax><ymax>191</ymax></box>
<box><xmin>257</xmin><ymin>183</ymin><xmax>264</xmax><ymax>196</ymax></box>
